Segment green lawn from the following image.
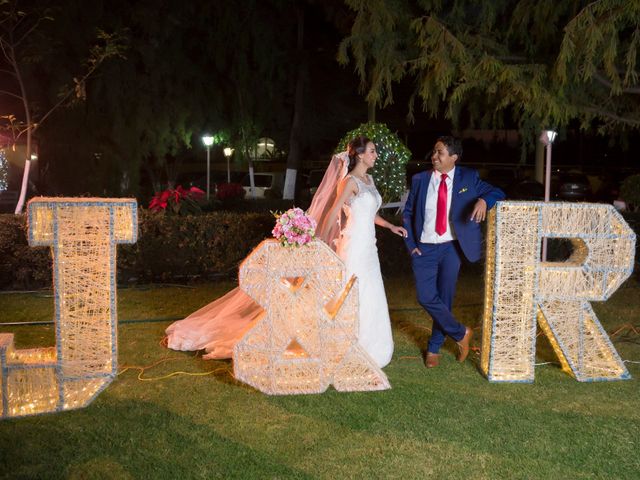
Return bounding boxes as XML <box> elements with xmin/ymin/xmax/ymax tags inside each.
<box><xmin>0</xmin><ymin>269</ymin><xmax>639</xmax><ymax>479</ymax></box>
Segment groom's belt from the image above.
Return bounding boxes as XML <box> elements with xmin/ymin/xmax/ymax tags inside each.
<box><xmin>419</xmin><ymin>240</ymin><xmax>457</xmax><ymax>245</ymax></box>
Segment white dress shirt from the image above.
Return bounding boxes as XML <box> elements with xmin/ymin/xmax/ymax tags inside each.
<box><xmin>420</xmin><ymin>167</ymin><xmax>457</xmax><ymax>243</ymax></box>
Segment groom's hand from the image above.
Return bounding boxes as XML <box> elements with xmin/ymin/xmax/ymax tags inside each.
<box><xmin>470</xmin><ymin>198</ymin><xmax>487</xmax><ymax>222</ymax></box>
<box><xmin>411</xmin><ymin>248</ymin><xmax>422</xmax><ymax>256</ymax></box>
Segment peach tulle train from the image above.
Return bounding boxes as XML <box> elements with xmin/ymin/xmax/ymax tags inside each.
<box><xmin>165</xmin><ymin>152</ymin><xmax>349</xmax><ymax>359</ymax></box>
<box><xmin>165</xmin><ymin>287</ymin><xmax>262</xmax><ymax>359</ymax></box>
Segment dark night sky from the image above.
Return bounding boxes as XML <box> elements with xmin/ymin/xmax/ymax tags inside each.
<box><xmin>2</xmin><ymin>0</ymin><xmax>637</xmax><ymax>199</ymax></box>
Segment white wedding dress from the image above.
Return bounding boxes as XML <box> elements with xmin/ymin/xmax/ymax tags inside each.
<box><xmin>337</xmin><ymin>175</ymin><xmax>394</xmax><ymax>368</ymax></box>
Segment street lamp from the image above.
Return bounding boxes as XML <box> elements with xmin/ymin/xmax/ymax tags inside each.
<box><xmin>202</xmin><ymin>135</ymin><xmax>214</xmax><ymax>200</ymax></box>
<box><xmin>223</xmin><ymin>147</ymin><xmax>234</xmax><ymax>184</ymax></box>
<box><xmin>540</xmin><ymin>129</ymin><xmax>557</xmax><ymax>261</ymax></box>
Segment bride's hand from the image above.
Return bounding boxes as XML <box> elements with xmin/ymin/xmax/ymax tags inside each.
<box><xmin>390</xmin><ymin>225</ymin><xmax>408</xmax><ymax>238</ymax></box>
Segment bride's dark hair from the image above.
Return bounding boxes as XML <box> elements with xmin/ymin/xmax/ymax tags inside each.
<box><xmin>347</xmin><ymin>135</ymin><xmax>371</xmax><ymax>172</ymax></box>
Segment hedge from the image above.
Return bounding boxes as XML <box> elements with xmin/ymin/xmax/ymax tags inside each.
<box><xmin>0</xmin><ymin>210</ymin><xmax>411</xmax><ymax>290</ymax></box>
<box><xmin>2</xmin><ymin>210</ymin><xmax>637</xmax><ymax>291</ymax></box>
<box><xmin>0</xmin><ymin>214</ymin><xmax>52</xmax><ymax>289</ymax></box>
<box><xmin>0</xmin><ymin>210</ymin><xmax>274</xmax><ymax>290</ymax></box>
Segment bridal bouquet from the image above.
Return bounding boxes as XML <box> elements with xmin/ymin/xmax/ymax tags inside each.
<box><xmin>272</xmin><ymin>207</ymin><xmax>316</xmax><ymax>247</ymax></box>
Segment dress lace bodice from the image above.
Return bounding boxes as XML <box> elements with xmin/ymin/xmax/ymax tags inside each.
<box><xmin>341</xmin><ymin>174</ymin><xmax>382</xmax><ymax>244</ymax></box>
<box><xmin>345</xmin><ymin>174</ymin><xmax>382</xmax><ymax>209</ymax></box>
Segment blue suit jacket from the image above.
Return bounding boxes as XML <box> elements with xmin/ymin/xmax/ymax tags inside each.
<box><xmin>402</xmin><ymin>166</ymin><xmax>505</xmax><ymax>263</ymax></box>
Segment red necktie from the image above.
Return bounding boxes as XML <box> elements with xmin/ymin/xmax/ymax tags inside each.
<box><xmin>435</xmin><ymin>173</ymin><xmax>448</xmax><ymax>235</ymax></box>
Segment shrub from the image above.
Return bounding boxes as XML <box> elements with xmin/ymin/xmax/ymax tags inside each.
<box><xmin>0</xmin><ymin>210</ymin><xmax>274</xmax><ymax>289</ymax></box>
<box><xmin>118</xmin><ymin>210</ymin><xmax>275</xmax><ymax>283</ymax></box>
<box><xmin>621</xmin><ymin>174</ymin><xmax>640</xmax><ymax>212</ymax></box>
<box><xmin>13</xmin><ymin>210</ymin><xmax>636</xmax><ymax>289</ymax></box>
<box><xmin>0</xmin><ymin>209</ymin><xmax>415</xmax><ymax>290</ymax></box>
<box><xmin>149</xmin><ymin>185</ymin><xmax>205</xmax><ymax>215</ymax></box>
<box><xmin>337</xmin><ymin>123</ymin><xmax>411</xmax><ymax>203</ymax></box>
<box><xmin>215</xmin><ymin>183</ymin><xmax>245</xmax><ymax>201</ymax></box>
<box><xmin>264</xmin><ymin>186</ymin><xmax>282</xmax><ymax>199</ymax></box>
<box><xmin>0</xmin><ymin>214</ymin><xmax>51</xmax><ymax>289</ymax></box>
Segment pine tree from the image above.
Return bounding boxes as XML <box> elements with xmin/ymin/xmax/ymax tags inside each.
<box><xmin>339</xmin><ymin>0</ymin><xmax>640</xmax><ymax>139</ymax></box>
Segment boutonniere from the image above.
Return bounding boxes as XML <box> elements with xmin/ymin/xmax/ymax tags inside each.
<box><xmin>458</xmin><ymin>187</ymin><xmax>468</xmax><ymax>194</ymax></box>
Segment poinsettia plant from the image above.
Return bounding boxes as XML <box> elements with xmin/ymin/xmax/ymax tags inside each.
<box><xmin>149</xmin><ymin>185</ymin><xmax>205</xmax><ymax>215</ymax></box>
<box><xmin>216</xmin><ymin>182</ymin><xmax>245</xmax><ymax>201</ymax></box>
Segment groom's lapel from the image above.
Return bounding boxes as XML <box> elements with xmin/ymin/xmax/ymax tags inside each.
<box><xmin>414</xmin><ymin>172</ymin><xmax>430</xmax><ymax>236</ymax></box>
<box><xmin>420</xmin><ymin>171</ymin><xmax>431</xmax><ymax>209</ymax></box>
<box><xmin>451</xmin><ymin>167</ymin><xmax>464</xmax><ymax>209</ymax></box>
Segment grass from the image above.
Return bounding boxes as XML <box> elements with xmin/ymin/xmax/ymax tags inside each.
<box><xmin>0</xmin><ymin>268</ymin><xmax>639</xmax><ymax>479</ymax></box>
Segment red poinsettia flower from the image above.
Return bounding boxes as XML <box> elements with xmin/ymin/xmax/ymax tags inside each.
<box><xmin>215</xmin><ymin>182</ymin><xmax>245</xmax><ymax>200</ymax></box>
<box><xmin>148</xmin><ymin>185</ymin><xmax>206</xmax><ymax>214</ymax></box>
<box><xmin>149</xmin><ymin>190</ymin><xmax>171</xmax><ymax>211</ymax></box>
<box><xmin>188</xmin><ymin>186</ymin><xmax>205</xmax><ymax>199</ymax></box>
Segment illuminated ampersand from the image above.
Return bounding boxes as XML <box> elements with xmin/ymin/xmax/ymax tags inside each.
<box><xmin>481</xmin><ymin>202</ymin><xmax>635</xmax><ymax>382</ymax></box>
<box><xmin>0</xmin><ymin>198</ymin><xmax>137</xmax><ymax>419</ymax></box>
<box><xmin>233</xmin><ymin>239</ymin><xmax>390</xmax><ymax>394</ymax></box>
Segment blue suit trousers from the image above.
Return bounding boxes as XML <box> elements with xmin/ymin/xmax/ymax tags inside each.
<box><xmin>411</xmin><ymin>241</ymin><xmax>467</xmax><ymax>353</ymax></box>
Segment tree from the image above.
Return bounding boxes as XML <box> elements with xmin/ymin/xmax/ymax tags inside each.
<box><xmin>338</xmin><ymin>0</ymin><xmax>640</xmax><ymax>144</ymax></box>
<box><xmin>1</xmin><ymin>0</ymin><xmax>363</xmax><ymax>204</ymax></box>
<box><xmin>35</xmin><ymin>0</ymin><xmax>226</xmax><ymax>197</ymax></box>
<box><xmin>337</xmin><ymin>122</ymin><xmax>410</xmax><ymax>203</ymax></box>
<box><xmin>38</xmin><ymin>0</ymin><xmax>297</xmax><ymax>200</ymax></box>
<box><xmin>283</xmin><ymin>4</ymin><xmax>306</xmax><ymax>200</ymax></box>
<box><xmin>0</xmin><ymin>0</ymin><xmax>126</xmax><ymax>213</ymax></box>
<box><xmin>209</xmin><ymin>0</ymin><xmax>295</xmax><ymax>199</ymax></box>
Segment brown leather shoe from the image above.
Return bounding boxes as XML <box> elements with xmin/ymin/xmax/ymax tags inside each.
<box><xmin>425</xmin><ymin>352</ymin><xmax>441</xmax><ymax>368</ymax></box>
<box><xmin>456</xmin><ymin>327</ymin><xmax>473</xmax><ymax>362</ymax></box>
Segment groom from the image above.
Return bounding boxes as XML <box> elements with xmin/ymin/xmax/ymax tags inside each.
<box><xmin>403</xmin><ymin>136</ymin><xmax>505</xmax><ymax>368</ymax></box>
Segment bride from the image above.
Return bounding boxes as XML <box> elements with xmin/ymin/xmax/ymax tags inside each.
<box><xmin>166</xmin><ymin>135</ymin><xmax>406</xmax><ymax>368</ymax></box>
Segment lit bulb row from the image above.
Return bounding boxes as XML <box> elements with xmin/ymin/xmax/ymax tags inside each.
<box><xmin>0</xmin><ymin>150</ymin><xmax>7</xmax><ymax>190</ymax></box>
<box><xmin>338</xmin><ymin>123</ymin><xmax>411</xmax><ymax>201</ymax></box>
<box><xmin>6</xmin><ymin>382</ymin><xmax>103</xmax><ymax>416</ymax></box>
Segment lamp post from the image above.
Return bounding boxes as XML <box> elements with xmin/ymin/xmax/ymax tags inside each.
<box><xmin>540</xmin><ymin>129</ymin><xmax>557</xmax><ymax>261</ymax></box>
<box><xmin>202</xmin><ymin>135</ymin><xmax>214</xmax><ymax>200</ymax></box>
<box><xmin>223</xmin><ymin>147</ymin><xmax>234</xmax><ymax>184</ymax></box>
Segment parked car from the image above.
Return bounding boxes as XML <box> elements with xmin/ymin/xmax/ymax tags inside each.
<box><xmin>298</xmin><ymin>168</ymin><xmax>328</xmax><ymax>202</ymax></box>
<box><xmin>241</xmin><ymin>172</ymin><xmax>285</xmax><ymax>198</ymax></box>
<box><xmin>506</xmin><ymin>179</ymin><xmax>544</xmax><ymax>201</ymax></box>
<box><xmin>484</xmin><ymin>167</ymin><xmax>518</xmax><ymax>191</ymax></box>
<box><xmin>307</xmin><ymin>169</ymin><xmax>325</xmax><ymax>197</ymax></box>
<box><xmin>177</xmin><ymin>172</ymin><xmax>245</xmax><ymax>192</ymax></box>
<box><xmin>593</xmin><ymin>172</ymin><xmax>626</xmax><ymax>204</ymax></box>
<box><xmin>553</xmin><ymin>172</ymin><xmax>591</xmax><ymax>201</ymax></box>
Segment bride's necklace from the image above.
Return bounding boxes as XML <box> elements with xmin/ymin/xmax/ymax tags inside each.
<box><xmin>351</xmin><ymin>172</ymin><xmax>369</xmax><ymax>184</ymax></box>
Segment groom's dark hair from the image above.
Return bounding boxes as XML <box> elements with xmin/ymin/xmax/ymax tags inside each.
<box><xmin>436</xmin><ymin>135</ymin><xmax>463</xmax><ymax>161</ymax></box>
